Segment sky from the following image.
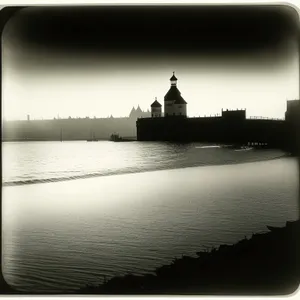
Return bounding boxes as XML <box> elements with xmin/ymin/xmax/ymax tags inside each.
<box><xmin>2</xmin><ymin>6</ymin><xmax>299</xmax><ymax>120</ymax></box>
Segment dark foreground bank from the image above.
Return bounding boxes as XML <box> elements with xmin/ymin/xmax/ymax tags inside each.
<box><xmin>79</xmin><ymin>220</ymin><xmax>300</xmax><ymax>295</ymax></box>
<box><xmin>1</xmin><ymin>220</ymin><xmax>299</xmax><ymax>295</ymax></box>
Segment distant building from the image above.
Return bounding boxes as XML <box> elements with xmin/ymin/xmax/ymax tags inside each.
<box><xmin>285</xmin><ymin>99</ymin><xmax>300</xmax><ymax>154</ymax></box>
<box><xmin>27</xmin><ymin>115</ymin><xmax>30</xmax><ymax>121</ymax></box>
<box><xmin>151</xmin><ymin>97</ymin><xmax>162</xmax><ymax>117</ymax></box>
<box><xmin>129</xmin><ymin>105</ymin><xmax>151</xmax><ymax>119</ymax></box>
<box><xmin>285</xmin><ymin>99</ymin><xmax>300</xmax><ymax>121</ymax></box>
<box><xmin>221</xmin><ymin>109</ymin><xmax>246</xmax><ymax>121</ymax></box>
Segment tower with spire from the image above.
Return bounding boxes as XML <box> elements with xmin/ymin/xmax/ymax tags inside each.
<box><xmin>129</xmin><ymin>107</ymin><xmax>136</xmax><ymax>118</ymax></box>
<box><xmin>164</xmin><ymin>72</ymin><xmax>187</xmax><ymax>117</ymax></box>
<box><xmin>135</xmin><ymin>105</ymin><xmax>143</xmax><ymax>115</ymax></box>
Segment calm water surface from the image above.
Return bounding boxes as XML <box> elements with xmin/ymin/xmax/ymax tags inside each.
<box><xmin>2</xmin><ymin>141</ymin><xmax>290</xmax><ymax>185</ymax></box>
<box><xmin>2</xmin><ymin>141</ymin><xmax>299</xmax><ymax>292</ymax></box>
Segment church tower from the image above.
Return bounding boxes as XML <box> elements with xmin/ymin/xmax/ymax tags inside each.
<box><xmin>164</xmin><ymin>72</ymin><xmax>187</xmax><ymax>117</ymax></box>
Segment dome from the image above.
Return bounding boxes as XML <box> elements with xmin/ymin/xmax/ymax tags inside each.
<box><xmin>164</xmin><ymin>86</ymin><xmax>187</xmax><ymax>104</ymax></box>
<box><xmin>170</xmin><ymin>74</ymin><xmax>177</xmax><ymax>81</ymax></box>
<box><xmin>151</xmin><ymin>99</ymin><xmax>162</xmax><ymax>107</ymax></box>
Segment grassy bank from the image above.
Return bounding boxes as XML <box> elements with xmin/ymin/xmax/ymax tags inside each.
<box><xmin>79</xmin><ymin>220</ymin><xmax>300</xmax><ymax>295</ymax></box>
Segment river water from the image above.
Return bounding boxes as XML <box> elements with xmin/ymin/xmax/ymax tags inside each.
<box><xmin>2</xmin><ymin>141</ymin><xmax>299</xmax><ymax>293</ymax></box>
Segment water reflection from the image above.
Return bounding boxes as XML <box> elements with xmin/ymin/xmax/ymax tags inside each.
<box><xmin>2</xmin><ymin>151</ymin><xmax>298</xmax><ymax>292</ymax></box>
<box><xmin>2</xmin><ymin>141</ymin><xmax>287</xmax><ymax>185</ymax></box>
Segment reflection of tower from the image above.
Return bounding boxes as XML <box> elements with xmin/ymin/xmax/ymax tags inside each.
<box><xmin>164</xmin><ymin>72</ymin><xmax>187</xmax><ymax>117</ymax></box>
<box><xmin>151</xmin><ymin>97</ymin><xmax>162</xmax><ymax>117</ymax></box>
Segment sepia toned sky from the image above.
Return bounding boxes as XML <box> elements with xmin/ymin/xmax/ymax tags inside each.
<box><xmin>2</xmin><ymin>6</ymin><xmax>299</xmax><ymax>120</ymax></box>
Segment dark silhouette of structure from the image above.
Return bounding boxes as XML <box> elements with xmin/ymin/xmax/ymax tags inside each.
<box><xmin>151</xmin><ymin>98</ymin><xmax>162</xmax><ymax>118</ymax></box>
<box><xmin>137</xmin><ymin>74</ymin><xmax>299</xmax><ymax>153</ymax></box>
<box><xmin>164</xmin><ymin>72</ymin><xmax>187</xmax><ymax>117</ymax></box>
<box><xmin>284</xmin><ymin>100</ymin><xmax>300</xmax><ymax>154</ymax></box>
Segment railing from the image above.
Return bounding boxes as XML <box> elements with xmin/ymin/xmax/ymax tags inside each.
<box><xmin>190</xmin><ymin>114</ymin><xmax>222</xmax><ymax>118</ymax></box>
<box><xmin>248</xmin><ymin>116</ymin><xmax>284</xmax><ymax>121</ymax></box>
<box><xmin>222</xmin><ymin>109</ymin><xmax>246</xmax><ymax>112</ymax></box>
<box><xmin>138</xmin><ymin>115</ymin><xmax>284</xmax><ymax>120</ymax></box>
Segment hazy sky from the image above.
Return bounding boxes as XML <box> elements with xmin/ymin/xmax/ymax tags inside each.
<box><xmin>2</xmin><ymin>6</ymin><xmax>299</xmax><ymax>120</ymax></box>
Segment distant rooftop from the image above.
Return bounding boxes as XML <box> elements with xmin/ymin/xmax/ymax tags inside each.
<box><xmin>164</xmin><ymin>86</ymin><xmax>187</xmax><ymax>104</ymax></box>
<box><xmin>151</xmin><ymin>98</ymin><xmax>162</xmax><ymax>107</ymax></box>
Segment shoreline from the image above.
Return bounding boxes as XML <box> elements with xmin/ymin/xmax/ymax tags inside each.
<box><xmin>77</xmin><ymin>219</ymin><xmax>300</xmax><ymax>295</ymax></box>
<box><xmin>1</xmin><ymin>220</ymin><xmax>299</xmax><ymax>294</ymax></box>
<box><xmin>3</xmin><ymin>151</ymin><xmax>291</xmax><ymax>187</ymax></box>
